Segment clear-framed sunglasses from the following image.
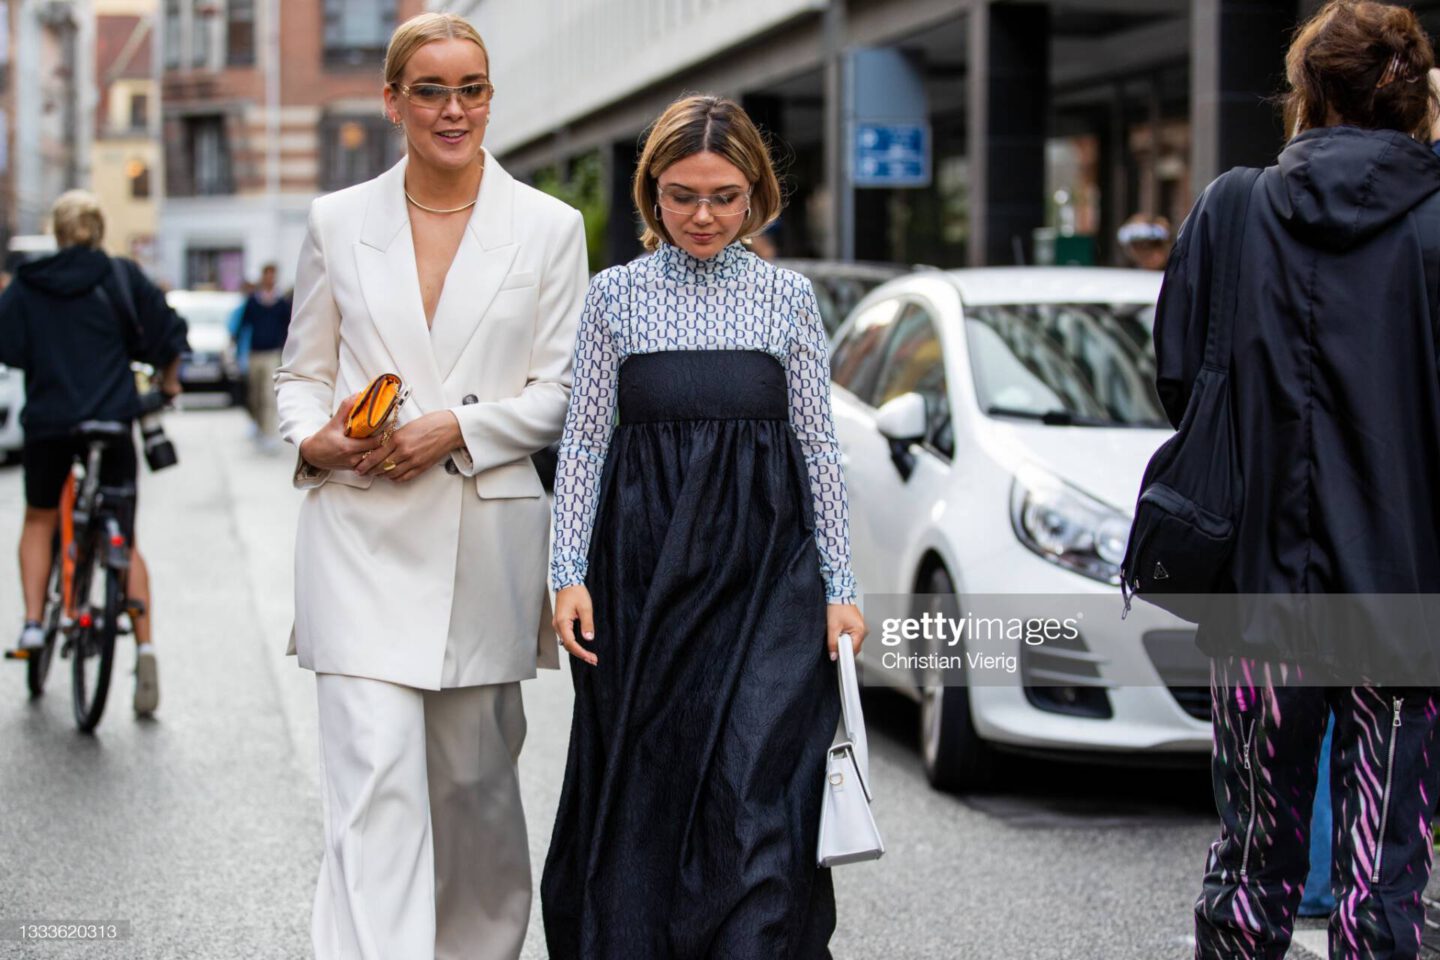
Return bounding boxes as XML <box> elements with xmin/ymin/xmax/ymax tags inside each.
<box><xmin>392</xmin><ymin>81</ymin><xmax>495</xmax><ymax>110</ymax></box>
<box><xmin>656</xmin><ymin>187</ymin><xmax>752</xmax><ymax>218</ymax></box>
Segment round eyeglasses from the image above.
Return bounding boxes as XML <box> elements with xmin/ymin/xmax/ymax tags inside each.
<box><xmin>393</xmin><ymin>81</ymin><xmax>495</xmax><ymax>110</ymax></box>
<box><xmin>656</xmin><ymin>187</ymin><xmax>751</xmax><ymax>218</ymax></box>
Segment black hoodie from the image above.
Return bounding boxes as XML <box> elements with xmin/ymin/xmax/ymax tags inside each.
<box><xmin>1154</xmin><ymin>126</ymin><xmax>1440</xmax><ymax>665</ymax></box>
<box><xmin>0</xmin><ymin>247</ymin><xmax>188</xmax><ymax>440</ymax></box>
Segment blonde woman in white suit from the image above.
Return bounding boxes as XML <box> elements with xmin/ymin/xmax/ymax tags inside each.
<box><xmin>274</xmin><ymin>13</ymin><xmax>587</xmax><ymax>960</ymax></box>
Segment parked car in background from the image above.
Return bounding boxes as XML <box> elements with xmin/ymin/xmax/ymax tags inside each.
<box><xmin>167</xmin><ymin>290</ymin><xmax>245</xmax><ymax>404</ymax></box>
<box><xmin>776</xmin><ymin>259</ymin><xmax>907</xmax><ymax>336</ymax></box>
<box><xmin>0</xmin><ymin>364</ymin><xmax>23</xmax><ymax>461</ymax></box>
<box><xmin>829</xmin><ymin>267</ymin><xmax>1208</xmax><ymax>793</ymax></box>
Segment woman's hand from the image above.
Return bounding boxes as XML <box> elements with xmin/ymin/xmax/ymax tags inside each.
<box><xmin>299</xmin><ymin>394</ymin><xmax>384</xmax><ymax>472</ymax></box>
<box><xmin>827</xmin><ymin>603</ymin><xmax>866</xmax><ymax>661</ymax></box>
<box><xmin>553</xmin><ymin>585</ymin><xmax>598</xmax><ymax>666</ymax></box>
<box><xmin>358</xmin><ymin>411</ymin><xmax>464</xmax><ymax>482</ymax></box>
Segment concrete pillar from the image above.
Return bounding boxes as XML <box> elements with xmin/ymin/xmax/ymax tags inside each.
<box><xmin>967</xmin><ymin>1</ymin><xmax>1049</xmax><ymax>266</ymax></box>
<box><xmin>605</xmin><ymin>139</ymin><xmax>641</xmax><ymax>268</ymax></box>
<box><xmin>1190</xmin><ymin>0</ymin><xmax>1291</xmax><ymax>190</ymax></box>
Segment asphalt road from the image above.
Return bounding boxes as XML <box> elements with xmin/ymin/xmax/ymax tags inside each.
<box><xmin>0</xmin><ymin>407</ymin><xmax>1304</xmax><ymax>959</ymax></box>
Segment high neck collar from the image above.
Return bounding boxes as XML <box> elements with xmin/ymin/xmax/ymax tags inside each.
<box><xmin>653</xmin><ymin>241</ymin><xmax>748</xmax><ymax>284</ymax></box>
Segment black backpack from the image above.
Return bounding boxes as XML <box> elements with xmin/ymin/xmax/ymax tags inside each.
<box><xmin>1120</xmin><ymin>167</ymin><xmax>1261</xmax><ymax>623</ymax></box>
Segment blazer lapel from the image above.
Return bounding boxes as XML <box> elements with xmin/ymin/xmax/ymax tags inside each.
<box><xmin>431</xmin><ymin>149</ymin><xmax>520</xmax><ymax>383</ymax></box>
<box><xmin>354</xmin><ymin>156</ymin><xmax>447</xmax><ymax>417</ymax></box>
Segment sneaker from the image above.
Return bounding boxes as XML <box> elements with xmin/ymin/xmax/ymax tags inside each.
<box><xmin>16</xmin><ymin>621</ymin><xmax>44</xmax><ymax>651</ymax></box>
<box><xmin>133</xmin><ymin>645</ymin><xmax>159</xmax><ymax>716</ymax></box>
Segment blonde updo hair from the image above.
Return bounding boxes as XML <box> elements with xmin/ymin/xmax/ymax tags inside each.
<box><xmin>383</xmin><ymin>12</ymin><xmax>488</xmax><ymax>87</ymax></box>
<box><xmin>51</xmin><ymin>190</ymin><xmax>105</xmax><ymax>249</ymax></box>
<box><xmin>633</xmin><ymin>95</ymin><xmax>783</xmax><ymax>252</ymax></box>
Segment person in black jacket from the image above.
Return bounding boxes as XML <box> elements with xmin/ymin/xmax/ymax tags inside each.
<box><xmin>1156</xmin><ymin>4</ymin><xmax>1440</xmax><ymax>957</ymax></box>
<box><xmin>0</xmin><ymin>190</ymin><xmax>188</xmax><ymax>716</ymax></box>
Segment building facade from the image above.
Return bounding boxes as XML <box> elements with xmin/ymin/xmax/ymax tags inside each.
<box><xmin>94</xmin><ymin>0</ymin><xmax>158</xmax><ymax>270</ymax></box>
<box><xmin>157</xmin><ymin>0</ymin><xmax>420</xmax><ymax>290</ymax></box>
<box><xmin>446</xmin><ymin>0</ymin><xmax>1440</xmax><ymax>270</ymax></box>
<box><xmin>0</xmin><ymin>0</ymin><xmax>97</xmax><ymax>249</ymax></box>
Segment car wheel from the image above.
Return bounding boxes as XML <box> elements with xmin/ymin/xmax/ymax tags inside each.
<box><xmin>917</xmin><ymin>566</ymin><xmax>996</xmax><ymax>793</ymax></box>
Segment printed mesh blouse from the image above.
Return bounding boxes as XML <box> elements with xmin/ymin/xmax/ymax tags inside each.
<box><xmin>550</xmin><ymin>241</ymin><xmax>858</xmax><ymax>604</ymax></box>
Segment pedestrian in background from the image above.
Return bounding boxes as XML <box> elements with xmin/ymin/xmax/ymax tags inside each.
<box><xmin>544</xmin><ymin>94</ymin><xmax>866</xmax><ymax>959</ymax></box>
<box><xmin>232</xmin><ymin>264</ymin><xmax>287</xmax><ymax>450</ymax></box>
<box><xmin>274</xmin><ymin>12</ymin><xmax>586</xmax><ymax>960</ymax></box>
<box><xmin>1117</xmin><ymin>213</ymin><xmax>1173</xmax><ymax>269</ymax></box>
<box><xmin>0</xmin><ymin>190</ymin><xmax>187</xmax><ymax>715</ymax></box>
<box><xmin>1153</xmin><ymin>3</ymin><xmax>1440</xmax><ymax>956</ymax></box>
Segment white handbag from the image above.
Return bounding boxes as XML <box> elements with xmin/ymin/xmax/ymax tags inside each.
<box><xmin>816</xmin><ymin>634</ymin><xmax>885</xmax><ymax>868</ymax></box>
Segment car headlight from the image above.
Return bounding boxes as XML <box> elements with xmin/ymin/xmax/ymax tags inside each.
<box><xmin>1009</xmin><ymin>467</ymin><xmax>1130</xmax><ymax>585</ymax></box>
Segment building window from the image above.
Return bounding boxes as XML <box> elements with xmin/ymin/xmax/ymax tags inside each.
<box><xmin>185</xmin><ymin>247</ymin><xmax>245</xmax><ymax>291</ymax></box>
<box><xmin>163</xmin><ymin>0</ymin><xmax>181</xmax><ymax>68</ymax></box>
<box><xmin>127</xmin><ymin>159</ymin><xmax>151</xmax><ymax>199</ymax></box>
<box><xmin>323</xmin><ymin>0</ymin><xmax>395</xmax><ymax>68</ymax></box>
<box><xmin>226</xmin><ymin>0</ymin><xmax>255</xmax><ymax>66</ymax></box>
<box><xmin>129</xmin><ymin>92</ymin><xmax>149</xmax><ymax>131</ymax></box>
<box><xmin>190</xmin><ymin>1</ymin><xmax>208</xmax><ymax>67</ymax></box>
<box><xmin>320</xmin><ymin>115</ymin><xmax>395</xmax><ymax>191</ymax></box>
<box><xmin>183</xmin><ymin>114</ymin><xmax>232</xmax><ymax>196</ymax></box>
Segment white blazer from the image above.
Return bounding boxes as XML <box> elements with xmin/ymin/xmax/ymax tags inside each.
<box><xmin>275</xmin><ymin>152</ymin><xmax>585</xmax><ymax>688</ymax></box>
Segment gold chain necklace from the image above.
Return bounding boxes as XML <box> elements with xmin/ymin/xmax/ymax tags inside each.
<box><xmin>404</xmin><ymin>190</ymin><xmax>477</xmax><ymax>214</ymax></box>
<box><xmin>404</xmin><ymin>158</ymin><xmax>485</xmax><ymax>215</ymax></box>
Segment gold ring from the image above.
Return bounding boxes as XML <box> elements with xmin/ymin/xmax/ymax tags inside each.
<box><xmin>382</xmin><ymin>460</ymin><xmax>397</xmax><ymax>472</ymax></box>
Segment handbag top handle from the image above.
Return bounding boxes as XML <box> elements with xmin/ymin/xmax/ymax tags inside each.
<box><xmin>1200</xmin><ymin>167</ymin><xmax>1263</xmax><ymax>373</ymax></box>
<box><xmin>835</xmin><ymin>635</ymin><xmax>870</xmax><ymax>785</ymax></box>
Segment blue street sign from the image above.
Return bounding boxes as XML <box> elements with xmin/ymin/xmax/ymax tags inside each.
<box><xmin>853</xmin><ymin>122</ymin><xmax>931</xmax><ymax>188</ymax></box>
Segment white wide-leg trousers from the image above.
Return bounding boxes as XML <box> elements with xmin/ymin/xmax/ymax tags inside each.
<box><xmin>311</xmin><ymin>674</ymin><xmax>530</xmax><ymax>960</ymax></box>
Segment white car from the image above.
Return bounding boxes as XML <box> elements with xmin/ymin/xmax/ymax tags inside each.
<box><xmin>829</xmin><ymin>267</ymin><xmax>1210</xmax><ymax>793</ymax></box>
<box><xmin>166</xmin><ymin>290</ymin><xmax>245</xmax><ymax>404</ymax></box>
<box><xmin>0</xmin><ymin>364</ymin><xmax>23</xmax><ymax>460</ymax></box>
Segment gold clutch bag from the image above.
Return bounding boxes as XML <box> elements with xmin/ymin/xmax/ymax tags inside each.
<box><xmin>344</xmin><ymin>373</ymin><xmax>410</xmax><ymax>438</ymax></box>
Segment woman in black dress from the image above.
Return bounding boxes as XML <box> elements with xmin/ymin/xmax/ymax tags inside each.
<box><xmin>542</xmin><ymin>95</ymin><xmax>867</xmax><ymax>959</ymax></box>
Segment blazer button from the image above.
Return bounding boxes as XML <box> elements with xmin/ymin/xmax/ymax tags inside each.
<box><xmin>445</xmin><ymin>459</ymin><xmax>460</xmax><ymax>476</ymax></box>
<box><xmin>462</xmin><ymin>394</ymin><xmax>478</xmax><ymax>405</ymax></box>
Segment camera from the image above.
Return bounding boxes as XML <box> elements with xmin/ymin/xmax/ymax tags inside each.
<box><xmin>136</xmin><ymin>389</ymin><xmax>178</xmax><ymax>471</ymax></box>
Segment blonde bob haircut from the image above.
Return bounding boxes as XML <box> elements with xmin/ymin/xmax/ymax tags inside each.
<box><xmin>51</xmin><ymin>190</ymin><xmax>105</xmax><ymax>250</ymax></box>
<box><xmin>633</xmin><ymin>95</ymin><xmax>782</xmax><ymax>252</ymax></box>
<box><xmin>383</xmin><ymin>12</ymin><xmax>488</xmax><ymax>87</ymax></box>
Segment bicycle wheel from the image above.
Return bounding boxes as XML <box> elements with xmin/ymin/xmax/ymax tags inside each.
<box><xmin>70</xmin><ymin>544</ymin><xmax>119</xmax><ymax>733</ymax></box>
<box><xmin>25</xmin><ymin>548</ymin><xmax>63</xmax><ymax>697</ymax></box>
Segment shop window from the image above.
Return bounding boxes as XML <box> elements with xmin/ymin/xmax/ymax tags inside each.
<box><xmin>320</xmin><ymin>115</ymin><xmax>396</xmax><ymax>191</ymax></box>
<box><xmin>127</xmin><ymin>159</ymin><xmax>151</xmax><ymax>200</ymax></box>
<box><xmin>186</xmin><ymin>247</ymin><xmax>245</xmax><ymax>291</ymax></box>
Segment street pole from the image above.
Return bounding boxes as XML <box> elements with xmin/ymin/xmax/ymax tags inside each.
<box><xmin>264</xmin><ymin>0</ymin><xmax>279</xmax><ymax>265</ymax></box>
<box><xmin>823</xmin><ymin>0</ymin><xmax>851</xmax><ymax>262</ymax></box>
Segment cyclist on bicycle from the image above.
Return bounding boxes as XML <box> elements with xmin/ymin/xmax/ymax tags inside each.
<box><xmin>0</xmin><ymin>191</ymin><xmax>187</xmax><ymax>716</ymax></box>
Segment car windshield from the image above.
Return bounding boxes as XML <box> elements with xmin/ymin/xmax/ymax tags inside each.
<box><xmin>964</xmin><ymin>302</ymin><xmax>1168</xmax><ymax>428</ymax></box>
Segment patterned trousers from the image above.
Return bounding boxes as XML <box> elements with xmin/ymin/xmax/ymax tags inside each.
<box><xmin>1195</xmin><ymin>657</ymin><xmax>1440</xmax><ymax>959</ymax></box>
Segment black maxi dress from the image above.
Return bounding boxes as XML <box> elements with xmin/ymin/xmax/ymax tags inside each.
<box><xmin>541</xmin><ymin>348</ymin><xmax>841</xmax><ymax>959</ymax></box>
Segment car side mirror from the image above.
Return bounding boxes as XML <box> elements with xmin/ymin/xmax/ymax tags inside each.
<box><xmin>875</xmin><ymin>392</ymin><xmax>928</xmax><ymax>443</ymax></box>
<box><xmin>875</xmin><ymin>392</ymin><xmax>927</xmax><ymax>482</ymax></box>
